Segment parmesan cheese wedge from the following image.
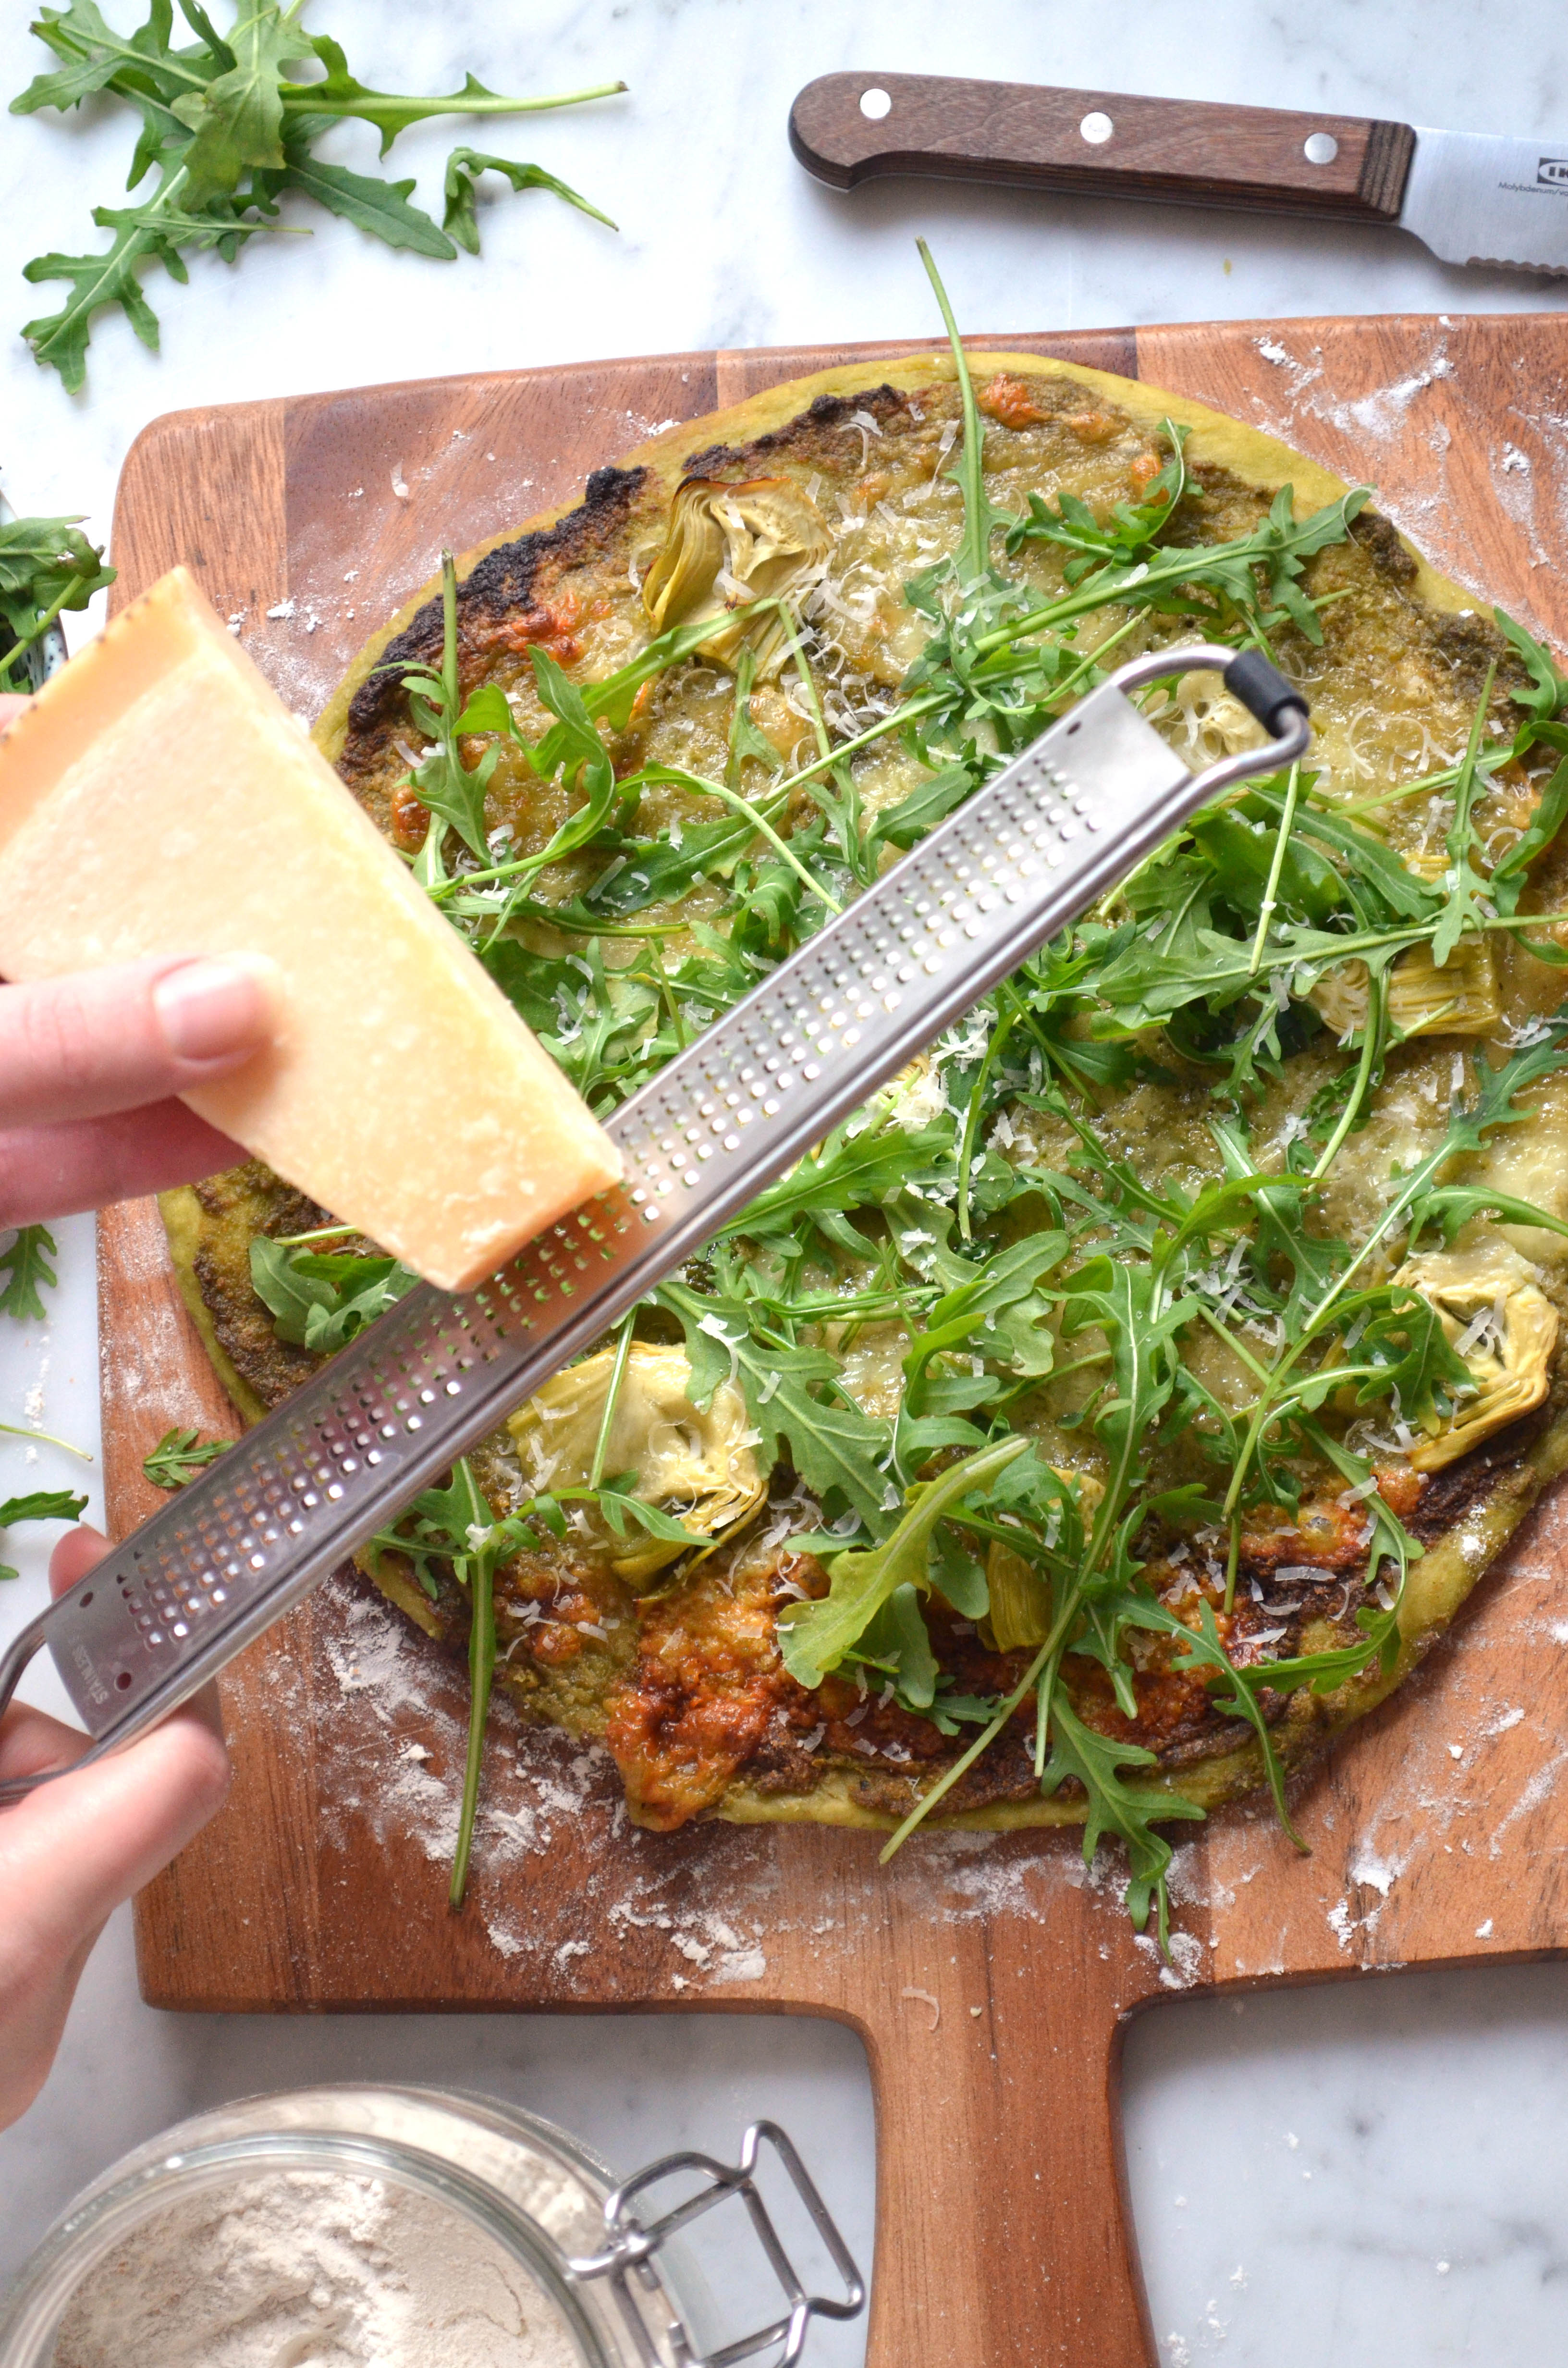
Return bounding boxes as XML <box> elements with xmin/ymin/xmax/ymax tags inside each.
<box><xmin>0</xmin><ymin>566</ymin><xmax>621</xmax><ymax>1290</ymax></box>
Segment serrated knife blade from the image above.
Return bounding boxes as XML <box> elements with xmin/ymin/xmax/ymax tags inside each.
<box><xmin>1400</xmin><ymin>127</ymin><xmax>1568</xmax><ymax>276</ymax></box>
<box><xmin>0</xmin><ymin>646</ymin><xmax>1309</xmax><ymax>1794</ymax></box>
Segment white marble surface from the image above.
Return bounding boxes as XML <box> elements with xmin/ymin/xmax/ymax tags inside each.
<box><xmin>5</xmin><ymin>0</ymin><xmax>1568</xmax><ymax>2358</ymax></box>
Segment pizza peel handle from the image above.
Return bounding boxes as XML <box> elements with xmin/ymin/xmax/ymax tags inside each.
<box><xmin>789</xmin><ymin>72</ymin><xmax>1415</xmax><ymax>222</ymax></box>
<box><xmin>0</xmin><ymin>646</ymin><xmax>1306</xmax><ymax>1796</ymax></box>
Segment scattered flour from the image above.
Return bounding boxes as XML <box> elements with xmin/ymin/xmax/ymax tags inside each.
<box><xmin>49</xmin><ymin>2171</ymin><xmax>576</xmax><ymax>2368</ymax></box>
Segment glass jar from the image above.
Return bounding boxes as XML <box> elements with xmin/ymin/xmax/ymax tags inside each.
<box><xmin>0</xmin><ymin>2085</ymin><xmax>863</xmax><ymax>2368</ymax></box>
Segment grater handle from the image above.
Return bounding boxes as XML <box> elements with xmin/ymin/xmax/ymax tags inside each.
<box><xmin>0</xmin><ymin>645</ymin><xmax>1308</xmax><ymax>1798</ymax></box>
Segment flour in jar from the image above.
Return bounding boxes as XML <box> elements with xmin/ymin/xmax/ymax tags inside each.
<box><xmin>49</xmin><ymin>2170</ymin><xmax>580</xmax><ymax>2368</ymax></box>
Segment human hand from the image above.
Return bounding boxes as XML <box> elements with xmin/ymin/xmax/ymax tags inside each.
<box><xmin>0</xmin><ymin>1526</ymin><xmax>229</xmax><ymax>2129</ymax></box>
<box><xmin>0</xmin><ymin>691</ymin><xmax>273</xmax><ymax>1224</ymax></box>
<box><xmin>0</xmin><ymin>684</ymin><xmax>260</xmax><ymax>2127</ymax></box>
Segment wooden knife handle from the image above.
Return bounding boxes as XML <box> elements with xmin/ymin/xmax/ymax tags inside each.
<box><xmin>790</xmin><ymin>72</ymin><xmax>1415</xmax><ymax>222</ymax></box>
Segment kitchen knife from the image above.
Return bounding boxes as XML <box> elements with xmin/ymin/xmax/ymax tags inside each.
<box><xmin>789</xmin><ymin>71</ymin><xmax>1568</xmax><ymax>277</ymax></box>
<box><xmin>0</xmin><ymin>645</ymin><xmax>1309</xmax><ymax>1794</ymax></box>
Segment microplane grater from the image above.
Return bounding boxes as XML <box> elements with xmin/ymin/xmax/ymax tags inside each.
<box><xmin>0</xmin><ymin>643</ymin><xmax>1307</xmax><ymax>1794</ymax></box>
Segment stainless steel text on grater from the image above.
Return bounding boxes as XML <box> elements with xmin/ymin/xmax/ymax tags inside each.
<box><xmin>0</xmin><ymin>644</ymin><xmax>1308</xmax><ymax>1794</ymax></box>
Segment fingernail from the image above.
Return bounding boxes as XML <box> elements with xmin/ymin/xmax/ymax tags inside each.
<box><xmin>153</xmin><ymin>957</ymin><xmax>274</xmax><ymax>1063</ymax></box>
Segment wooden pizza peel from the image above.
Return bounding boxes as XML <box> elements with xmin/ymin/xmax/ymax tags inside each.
<box><xmin>101</xmin><ymin>313</ymin><xmax>1568</xmax><ymax>2368</ymax></box>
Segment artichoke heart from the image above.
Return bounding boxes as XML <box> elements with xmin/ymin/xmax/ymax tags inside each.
<box><xmin>981</xmin><ymin>1472</ymin><xmax>1106</xmax><ymax>1650</ymax></box>
<box><xmin>1308</xmin><ymin>938</ymin><xmax>1500</xmax><ymax>1041</ymax></box>
<box><xmin>508</xmin><ymin>1344</ymin><xmax>766</xmax><ymax>1585</ymax></box>
<box><xmin>1392</xmin><ymin>1243</ymin><xmax>1558</xmax><ymax>1472</ymax></box>
<box><xmin>641</xmin><ymin>476</ymin><xmax>831</xmax><ymax>675</ymax></box>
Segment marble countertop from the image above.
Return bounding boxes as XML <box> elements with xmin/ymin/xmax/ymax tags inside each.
<box><xmin>5</xmin><ymin>1</ymin><xmax>1568</xmax><ymax>2359</ymax></box>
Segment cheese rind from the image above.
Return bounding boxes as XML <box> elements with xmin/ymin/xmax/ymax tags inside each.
<box><xmin>0</xmin><ymin>567</ymin><xmax>621</xmax><ymax>1290</ymax></box>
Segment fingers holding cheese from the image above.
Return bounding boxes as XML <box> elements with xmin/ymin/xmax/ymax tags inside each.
<box><xmin>0</xmin><ymin>953</ymin><xmax>273</xmax><ymax>1126</ymax></box>
<box><xmin>0</xmin><ymin>1099</ymin><xmax>246</xmax><ymax>1226</ymax></box>
<box><xmin>0</xmin><ymin>952</ymin><xmax>270</xmax><ymax>1220</ymax></box>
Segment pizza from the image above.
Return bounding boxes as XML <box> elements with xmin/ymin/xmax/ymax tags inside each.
<box><xmin>161</xmin><ymin>331</ymin><xmax>1568</xmax><ymax>1936</ymax></box>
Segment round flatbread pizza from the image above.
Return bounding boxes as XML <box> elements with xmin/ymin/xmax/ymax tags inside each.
<box><xmin>161</xmin><ymin>325</ymin><xmax>1568</xmax><ymax>1937</ymax></box>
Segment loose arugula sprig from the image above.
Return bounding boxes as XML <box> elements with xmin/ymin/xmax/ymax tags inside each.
<box><xmin>0</xmin><ymin>1227</ymin><xmax>61</xmax><ymax>1321</ymax></box>
<box><xmin>370</xmin><ymin>1456</ymin><xmax>507</xmax><ymax>1911</ymax></box>
<box><xmin>368</xmin><ymin>1455</ymin><xmax>659</xmax><ymax>1910</ymax></box>
<box><xmin>12</xmin><ymin>1</ymin><xmax>623</xmax><ymax>389</ymax></box>
<box><xmin>0</xmin><ymin>1488</ymin><xmax>89</xmax><ymax>1581</ymax></box>
<box><xmin>143</xmin><ymin>1426</ymin><xmax>232</xmax><ymax>1487</ymax></box>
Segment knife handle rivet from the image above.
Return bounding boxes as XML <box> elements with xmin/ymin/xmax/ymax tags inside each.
<box><xmin>1079</xmin><ymin>111</ymin><xmax>1114</xmax><ymax>146</ymax></box>
<box><xmin>859</xmin><ymin>86</ymin><xmax>892</xmax><ymax>121</ymax></box>
<box><xmin>1303</xmin><ymin>132</ymin><xmax>1339</xmax><ymax>165</ymax></box>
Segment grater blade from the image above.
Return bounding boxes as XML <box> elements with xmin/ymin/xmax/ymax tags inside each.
<box><xmin>0</xmin><ymin>644</ymin><xmax>1307</xmax><ymax>1794</ymax></box>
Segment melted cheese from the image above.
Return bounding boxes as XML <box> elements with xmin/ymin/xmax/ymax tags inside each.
<box><xmin>0</xmin><ymin>567</ymin><xmax>620</xmax><ymax>1289</ymax></box>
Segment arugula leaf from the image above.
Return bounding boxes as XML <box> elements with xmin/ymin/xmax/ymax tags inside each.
<box><xmin>444</xmin><ymin>1459</ymin><xmax>498</xmax><ymax>1908</ymax></box>
<box><xmin>442</xmin><ymin>145</ymin><xmax>612</xmax><ymax>254</ymax></box>
<box><xmin>400</xmin><ymin>552</ymin><xmax>498</xmax><ymax>856</ymax></box>
<box><xmin>1491</xmin><ymin>755</ymin><xmax>1568</xmax><ymax>917</ymax></box>
<box><xmin>1041</xmin><ymin>1695</ymin><xmax>1203</xmax><ymax>1944</ymax></box>
<box><xmin>865</xmin><ymin>760</ymin><xmax>973</xmax><ymax>854</ymax></box>
<box><xmin>0</xmin><ymin>515</ymin><xmax>115</xmax><ymax>689</ymax></box>
<box><xmin>1056</xmin><ymin>1256</ymin><xmax>1193</xmax><ymax>1576</ymax></box>
<box><xmin>730</xmin><ymin>1121</ymin><xmax>955</xmax><ymax>1251</ymax></box>
<box><xmin>507</xmin><ymin>646</ymin><xmax>619</xmax><ymax>870</ymax></box>
<box><xmin>660</xmin><ymin>1281</ymin><xmax>894</xmax><ymax>1530</ymax></box>
<box><xmin>21</xmin><ymin>164</ymin><xmax>202</xmax><ymax>391</ymax></box>
<box><xmin>1496</xmin><ymin>606</ymin><xmax>1568</xmax><ymax>724</ymax></box>
<box><xmin>917</xmin><ymin>237</ymin><xmax>1013</xmax><ymax>589</ymax></box>
<box><xmin>280</xmin><ymin>150</ymin><xmax>455</xmax><ymax>256</ymax></box>
<box><xmin>143</xmin><ymin>1426</ymin><xmax>231</xmax><ymax>1488</ymax></box>
<box><xmin>1431</xmin><ymin>667</ymin><xmax>1496</xmax><ymax>969</ymax></box>
<box><xmin>12</xmin><ymin>0</ymin><xmax>179</xmax><ymax>116</ymax></box>
<box><xmin>1406</xmin><ymin>1184</ymin><xmax>1568</xmax><ymax>1248</ymax></box>
<box><xmin>1190</xmin><ymin>802</ymin><xmax>1343</xmax><ymax>929</ymax></box>
<box><xmin>12</xmin><ymin>0</ymin><xmax>621</xmax><ymax>386</ymax></box>
<box><xmin>586</xmin><ymin>1474</ymin><xmax>699</xmax><ymax>1548</ymax></box>
<box><xmin>249</xmin><ymin>1237</ymin><xmax>418</xmax><ymax>1353</ymax></box>
<box><xmin>0</xmin><ymin>1226</ymin><xmax>59</xmax><ymax>1320</ymax></box>
<box><xmin>1006</xmin><ymin>422</ymin><xmax>1189</xmax><ymax>582</ymax></box>
<box><xmin>480</xmin><ymin>940</ymin><xmax>599</xmax><ymax>1037</ymax></box>
<box><xmin>902</xmin><ymin>1232</ymin><xmax>1066</xmax><ymax>1407</ymax></box>
<box><xmin>724</xmin><ymin>645</ymin><xmax>783</xmax><ymax>787</ymax></box>
<box><xmin>0</xmin><ymin>1484</ymin><xmax>89</xmax><ymax>1579</ymax></box>
<box><xmin>779</xmin><ymin>1436</ymin><xmax>1027</xmax><ymax>1687</ymax></box>
<box><xmin>1125</xmin><ymin>1593</ymin><xmax>1307</xmax><ymax>1846</ymax></box>
<box><xmin>1005</xmin><ymin>482</ymin><xmax>1369</xmax><ymax>649</ymax></box>
<box><xmin>0</xmin><ymin>1487</ymin><xmax>88</xmax><ymax>1526</ymax></box>
<box><xmin>1247</xmin><ymin>782</ymin><xmax>1439</xmax><ymax>926</ymax></box>
<box><xmin>849</xmin><ymin>1582</ymin><xmax>941</xmax><ymax>1709</ymax></box>
<box><xmin>170</xmin><ymin>0</ymin><xmax>298</xmax><ymax>197</ymax></box>
<box><xmin>282</xmin><ymin>39</ymin><xmax>624</xmax><ymax>154</ymax></box>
